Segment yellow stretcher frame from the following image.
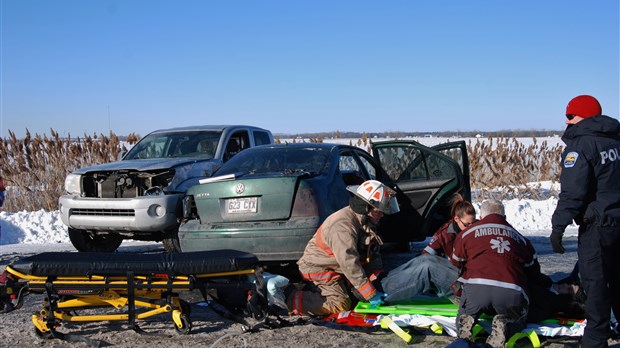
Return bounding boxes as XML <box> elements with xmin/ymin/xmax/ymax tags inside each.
<box><xmin>5</xmin><ymin>265</ymin><xmax>255</xmax><ymax>337</ymax></box>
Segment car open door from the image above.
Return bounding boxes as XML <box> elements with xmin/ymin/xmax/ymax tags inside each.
<box><xmin>431</xmin><ymin>141</ymin><xmax>471</xmax><ymax>202</ymax></box>
<box><xmin>371</xmin><ymin>140</ymin><xmax>470</xmax><ymax>242</ymax></box>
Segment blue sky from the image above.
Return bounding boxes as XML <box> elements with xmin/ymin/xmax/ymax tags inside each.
<box><xmin>1</xmin><ymin>1</ymin><xmax>618</xmax><ymax>138</ymax></box>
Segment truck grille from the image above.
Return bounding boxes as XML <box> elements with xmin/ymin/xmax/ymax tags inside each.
<box><xmin>71</xmin><ymin>209</ymin><xmax>135</xmax><ymax>217</ymax></box>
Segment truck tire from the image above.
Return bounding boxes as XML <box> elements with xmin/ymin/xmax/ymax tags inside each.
<box><xmin>163</xmin><ymin>228</ymin><xmax>182</xmax><ymax>253</ymax></box>
<box><xmin>68</xmin><ymin>228</ymin><xmax>123</xmax><ymax>252</ymax></box>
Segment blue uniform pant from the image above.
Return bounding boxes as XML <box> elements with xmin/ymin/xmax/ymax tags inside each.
<box><xmin>578</xmin><ymin>223</ymin><xmax>620</xmax><ymax>348</ymax></box>
<box><xmin>381</xmin><ymin>253</ymin><xmax>458</xmax><ymax>303</ymax></box>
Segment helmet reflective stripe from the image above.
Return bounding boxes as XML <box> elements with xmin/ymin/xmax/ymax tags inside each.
<box><xmin>346</xmin><ymin>180</ymin><xmax>400</xmax><ymax>215</ymax></box>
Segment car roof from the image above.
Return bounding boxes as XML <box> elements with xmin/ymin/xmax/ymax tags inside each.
<box><xmin>148</xmin><ymin>125</ymin><xmax>269</xmax><ymax>134</ymax></box>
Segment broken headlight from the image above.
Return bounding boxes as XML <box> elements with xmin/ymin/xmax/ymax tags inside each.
<box><xmin>64</xmin><ymin>173</ymin><xmax>82</xmax><ymax>195</ymax></box>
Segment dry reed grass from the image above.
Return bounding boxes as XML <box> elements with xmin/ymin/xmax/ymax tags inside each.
<box><xmin>468</xmin><ymin>137</ymin><xmax>563</xmax><ymax>200</ymax></box>
<box><xmin>2</xmin><ymin>130</ymin><xmax>562</xmax><ymax>212</ymax></box>
<box><xmin>0</xmin><ymin>129</ymin><xmax>138</xmax><ymax>212</ymax></box>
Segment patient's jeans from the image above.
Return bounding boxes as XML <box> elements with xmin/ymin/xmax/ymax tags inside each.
<box><xmin>381</xmin><ymin>253</ymin><xmax>458</xmax><ymax>303</ymax></box>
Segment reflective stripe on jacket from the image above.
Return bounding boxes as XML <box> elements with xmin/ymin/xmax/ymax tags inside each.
<box><xmin>422</xmin><ymin>220</ymin><xmax>460</xmax><ymax>258</ymax></box>
<box><xmin>297</xmin><ymin>206</ymin><xmax>380</xmax><ymax>301</ymax></box>
<box><xmin>450</xmin><ymin>214</ymin><xmax>536</xmax><ymax>300</ymax></box>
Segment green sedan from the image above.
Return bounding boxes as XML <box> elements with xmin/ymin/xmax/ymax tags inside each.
<box><xmin>179</xmin><ymin>141</ymin><xmax>470</xmax><ymax>262</ymax></box>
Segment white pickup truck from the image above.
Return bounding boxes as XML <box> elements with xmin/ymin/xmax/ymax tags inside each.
<box><xmin>59</xmin><ymin>125</ymin><xmax>273</xmax><ymax>252</ymax></box>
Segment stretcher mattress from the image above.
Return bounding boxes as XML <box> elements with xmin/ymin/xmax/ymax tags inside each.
<box><xmin>9</xmin><ymin>249</ymin><xmax>258</xmax><ymax>276</ymax></box>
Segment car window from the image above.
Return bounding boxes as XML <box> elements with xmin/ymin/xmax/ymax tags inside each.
<box><xmin>436</xmin><ymin>147</ymin><xmax>465</xmax><ymax>175</ymax></box>
<box><xmin>124</xmin><ymin>131</ymin><xmax>222</xmax><ymax>159</ymax></box>
<box><xmin>375</xmin><ymin>146</ymin><xmax>427</xmax><ymax>181</ymax></box>
<box><xmin>378</xmin><ymin>146</ymin><xmax>458</xmax><ymax>182</ymax></box>
<box><xmin>223</xmin><ymin>131</ymin><xmax>251</xmax><ymax>162</ymax></box>
<box><xmin>356</xmin><ymin>152</ymin><xmax>378</xmax><ymax>180</ymax></box>
<box><xmin>424</xmin><ymin>151</ymin><xmax>458</xmax><ymax>180</ymax></box>
<box><xmin>127</xmin><ymin>136</ymin><xmax>169</xmax><ymax>159</ymax></box>
<box><xmin>339</xmin><ymin>150</ymin><xmax>367</xmax><ymax>186</ymax></box>
<box><xmin>339</xmin><ymin>151</ymin><xmax>362</xmax><ymax>172</ymax></box>
<box><xmin>253</xmin><ymin>130</ymin><xmax>272</xmax><ymax>146</ymax></box>
<box><xmin>216</xmin><ymin>147</ymin><xmax>330</xmax><ymax>176</ymax></box>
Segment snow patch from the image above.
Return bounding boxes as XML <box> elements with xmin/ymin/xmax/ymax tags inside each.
<box><xmin>1</xmin><ymin>196</ymin><xmax>577</xmax><ymax>246</ymax></box>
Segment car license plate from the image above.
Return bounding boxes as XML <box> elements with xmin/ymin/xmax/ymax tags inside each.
<box><xmin>226</xmin><ymin>197</ymin><xmax>258</xmax><ymax>213</ymax></box>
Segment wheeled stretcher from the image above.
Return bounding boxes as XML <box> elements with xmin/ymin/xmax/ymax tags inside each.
<box><xmin>0</xmin><ymin>250</ymin><xmax>261</xmax><ymax>338</ymax></box>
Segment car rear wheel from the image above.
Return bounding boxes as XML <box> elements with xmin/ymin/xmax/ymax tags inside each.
<box><xmin>68</xmin><ymin>228</ymin><xmax>123</xmax><ymax>252</ymax></box>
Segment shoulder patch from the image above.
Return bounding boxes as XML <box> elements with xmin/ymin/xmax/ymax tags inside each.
<box><xmin>564</xmin><ymin>152</ymin><xmax>579</xmax><ymax>168</ymax></box>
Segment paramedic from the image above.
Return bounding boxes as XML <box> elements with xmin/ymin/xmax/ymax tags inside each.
<box><xmin>451</xmin><ymin>199</ymin><xmax>537</xmax><ymax>348</ymax></box>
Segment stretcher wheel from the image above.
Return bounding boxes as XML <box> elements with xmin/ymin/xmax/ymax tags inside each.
<box><xmin>180</xmin><ymin>300</ymin><xmax>191</xmax><ymax>315</ymax></box>
<box><xmin>174</xmin><ymin>313</ymin><xmax>192</xmax><ymax>334</ymax></box>
<box><xmin>172</xmin><ymin>300</ymin><xmax>192</xmax><ymax>334</ymax></box>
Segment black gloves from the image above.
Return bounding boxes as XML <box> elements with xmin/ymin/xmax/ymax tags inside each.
<box><xmin>550</xmin><ymin>230</ymin><xmax>565</xmax><ymax>254</ymax></box>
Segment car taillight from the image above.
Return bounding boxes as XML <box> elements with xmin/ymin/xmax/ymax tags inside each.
<box><xmin>291</xmin><ymin>188</ymin><xmax>319</xmax><ymax>217</ymax></box>
<box><xmin>183</xmin><ymin>195</ymin><xmax>198</xmax><ymax>220</ymax></box>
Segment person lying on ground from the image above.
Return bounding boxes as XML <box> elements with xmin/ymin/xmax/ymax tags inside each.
<box><xmin>527</xmin><ymin>261</ymin><xmax>586</xmax><ymax>323</ymax></box>
<box><xmin>380</xmin><ymin>193</ymin><xmax>476</xmax><ymax>303</ymax></box>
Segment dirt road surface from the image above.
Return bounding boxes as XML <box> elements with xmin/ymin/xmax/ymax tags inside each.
<box><xmin>1</xmin><ymin>240</ymin><xmax>618</xmax><ymax>348</ymax></box>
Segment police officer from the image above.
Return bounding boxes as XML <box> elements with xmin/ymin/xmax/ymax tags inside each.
<box><xmin>550</xmin><ymin>95</ymin><xmax>620</xmax><ymax>348</ymax></box>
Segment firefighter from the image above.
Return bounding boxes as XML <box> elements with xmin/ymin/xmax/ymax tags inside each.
<box><xmin>288</xmin><ymin>180</ymin><xmax>399</xmax><ymax>316</ymax></box>
<box><xmin>550</xmin><ymin>94</ymin><xmax>620</xmax><ymax>348</ymax></box>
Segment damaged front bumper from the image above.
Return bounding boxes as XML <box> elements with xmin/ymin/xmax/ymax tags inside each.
<box><xmin>59</xmin><ymin>194</ymin><xmax>183</xmax><ymax>232</ymax></box>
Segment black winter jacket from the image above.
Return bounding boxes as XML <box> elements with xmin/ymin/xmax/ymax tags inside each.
<box><xmin>551</xmin><ymin>115</ymin><xmax>620</xmax><ymax>233</ymax></box>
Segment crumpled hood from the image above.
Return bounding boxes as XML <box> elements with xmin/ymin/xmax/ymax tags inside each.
<box><xmin>72</xmin><ymin>158</ymin><xmax>211</xmax><ymax>174</ymax></box>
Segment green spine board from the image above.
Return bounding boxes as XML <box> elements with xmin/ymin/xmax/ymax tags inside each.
<box><xmin>355</xmin><ymin>299</ymin><xmax>459</xmax><ymax>316</ymax></box>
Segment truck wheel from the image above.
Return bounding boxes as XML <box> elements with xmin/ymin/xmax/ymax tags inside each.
<box><xmin>68</xmin><ymin>228</ymin><xmax>123</xmax><ymax>252</ymax></box>
<box><xmin>163</xmin><ymin>228</ymin><xmax>182</xmax><ymax>253</ymax></box>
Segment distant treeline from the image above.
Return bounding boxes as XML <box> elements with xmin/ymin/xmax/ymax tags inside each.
<box><xmin>275</xmin><ymin>130</ymin><xmax>563</xmax><ymax>139</ymax></box>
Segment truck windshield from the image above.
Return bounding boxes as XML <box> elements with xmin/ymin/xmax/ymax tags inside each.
<box><xmin>124</xmin><ymin>131</ymin><xmax>222</xmax><ymax>160</ymax></box>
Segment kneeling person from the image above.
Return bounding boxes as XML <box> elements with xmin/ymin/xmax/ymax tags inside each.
<box><xmin>451</xmin><ymin>199</ymin><xmax>538</xmax><ymax>348</ymax></box>
<box><xmin>288</xmin><ymin>180</ymin><xmax>398</xmax><ymax>316</ymax></box>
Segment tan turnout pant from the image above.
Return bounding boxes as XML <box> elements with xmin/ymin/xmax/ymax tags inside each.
<box><xmin>287</xmin><ymin>279</ymin><xmax>351</xmax><ymax>316</ymax></box>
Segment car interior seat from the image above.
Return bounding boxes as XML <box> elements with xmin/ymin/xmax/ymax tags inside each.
<box><xmin>198</xmin><ymin>140</ymin><xmax>215</xmax><ymax>157</ymax></box>
<box><xmin>224</xmin><ymin>140</ymin><xmax>240</xmax><ymax>162</ymax></box>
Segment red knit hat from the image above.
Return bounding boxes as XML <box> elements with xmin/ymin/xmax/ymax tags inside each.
<box><xmin>566</xmin><ymin>95</ymin><xmax>602</xmax><ymax>118</ymax></box>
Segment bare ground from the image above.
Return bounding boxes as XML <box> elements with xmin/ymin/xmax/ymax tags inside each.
<box><xmin>1</xmin><ymin>241</ymin><xmax>618</xmax><ymax>348</ymax></box>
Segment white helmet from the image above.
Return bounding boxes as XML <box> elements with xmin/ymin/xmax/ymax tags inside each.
<box><xmin>347</xmin><ymin>180</ymin><xmax>400</xmax><ymax>215</ymax></box>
